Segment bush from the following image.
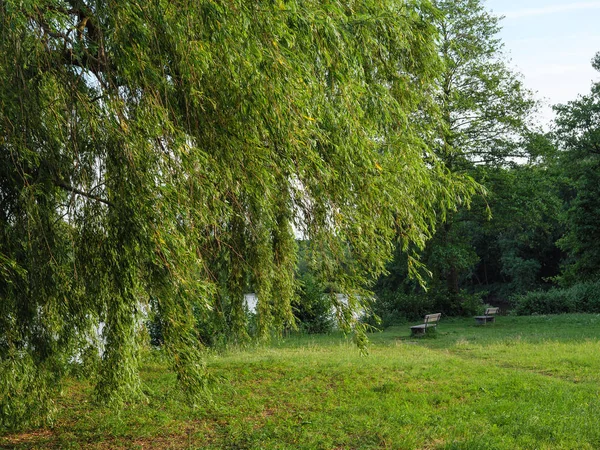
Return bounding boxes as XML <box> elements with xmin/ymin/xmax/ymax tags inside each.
<box><xmin>429</xmin><ymin>289</ymin><xmax>483</xmax><ymax>318</ymax></box>
<box><xmin>511</xmin><ymin>280</ymin><xmax>600</xmax><ymax>315</ymax></box>
<box><xmin>377</xmin><ymin>291</ymin><xmax>435</xmax><ymax>325</ymax></box>
<box><xmin>293</xmin><ymin>272</ymin><xmax>334</xmax><ymax>334</ymax></box>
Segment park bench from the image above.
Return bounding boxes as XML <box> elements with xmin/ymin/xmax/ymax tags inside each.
<box><xmin>474</xmin><ymin>307</ymin><xmax>499</xmax><ymax>325</ymax></box>
<box><xmin>410</xmin><ymin>313</ymin><xmax>441</xmax><ymax>336</ymax></box>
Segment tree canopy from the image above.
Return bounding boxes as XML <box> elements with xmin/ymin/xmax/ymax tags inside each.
<box><xmin>554</xmin><ymin>52</ymin><xmax>600</xmax><ymax>284</ymax></box>
<box><xmin>434</xmin><ymin>0</ymin><xmax>535</xmax><ymax>167</ymax></box>
<box><xmin>0</xmin><ymin>0</ymin><xmax>478</xmax><ymax>427</ymax></box>
<box><xmin>407</xmin><ymin>0</ymin><xmax>535</xmax><ymax>296</ymax></box>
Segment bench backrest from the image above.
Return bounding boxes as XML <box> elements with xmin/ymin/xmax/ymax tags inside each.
<box><xmin>424</xmin><ymin>313</ymin><xmax>441</xmax><ymax>325</ymax></box>
<box><xmin>484</xmin><ymin>307</ymin><xmax>499</xmax><ymax>315</ymax></box>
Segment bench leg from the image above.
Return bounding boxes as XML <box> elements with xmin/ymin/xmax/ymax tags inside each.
<box><xmin>475</xmin><ymin>317</ymin><xmax>496</xmax><ymax>325</ymax></box>
<box><xmin>411</xmin><ymin>328</ymin><xmax>426</xmax><ymax>337</ymax></box>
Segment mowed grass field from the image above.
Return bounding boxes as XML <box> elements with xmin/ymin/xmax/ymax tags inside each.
<box><xmin>3</xmin><ymin>314</ymin><xmax>600</xmax><ymax>449</ymax></box>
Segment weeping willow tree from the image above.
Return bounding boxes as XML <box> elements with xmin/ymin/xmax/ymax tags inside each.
<box><xmin>0</xmin><ymin>0</ymin><xmax>476</xmax><ymax>428</ymax></box>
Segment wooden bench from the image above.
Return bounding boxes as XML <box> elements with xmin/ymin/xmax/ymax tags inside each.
<box><xmin>410</xmin><ymin>313</ymin><xmax>441</xmax><ymax>336</ymax></box>
<box><xmin>474</xmin><ymin>307</ymin><xmax>499</xmax><ymax>325</ymax></box>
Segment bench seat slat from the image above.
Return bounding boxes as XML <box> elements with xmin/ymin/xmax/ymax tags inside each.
<box><xmin>410</xmin><ymin>323</ymin><xmax>436</xmax><ymax>329</ymax></box>
<box><xmin>410</xmin><ymin>313</ymin><xmax>441</xmax><ymax>336</ymax></box>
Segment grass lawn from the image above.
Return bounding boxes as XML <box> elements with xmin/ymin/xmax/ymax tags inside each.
<box><xmin>3</xmin><ymin>314</ymin><xmax>600</xmax><ymax>449</ymax></box>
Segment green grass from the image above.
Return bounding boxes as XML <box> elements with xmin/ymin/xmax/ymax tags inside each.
<box><xmin>3</xmin><ymin>314</ymin><xmax>600</xmax><ymax>449</ymax></box>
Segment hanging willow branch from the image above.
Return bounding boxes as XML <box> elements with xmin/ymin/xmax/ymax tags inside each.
<box><xmin>0</xmin><ymin>0</ymin><xmax>479</xmax><ymax>430</ymax></box>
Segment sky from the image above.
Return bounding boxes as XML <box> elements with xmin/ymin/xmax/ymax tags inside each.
<box><xmin>485</xmin><ymin>0</ymin><xmax>600</xmax><ymax>127</ymax></box>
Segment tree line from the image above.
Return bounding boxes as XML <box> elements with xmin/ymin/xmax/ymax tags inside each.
<box><xmin>372</xmin><ymin>5</ymin><xmax>600</xmax><ymax>324</ymax></box>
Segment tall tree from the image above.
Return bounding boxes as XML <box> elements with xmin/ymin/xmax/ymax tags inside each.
<box><xmin>426</xmin><ymin>0</ymin><xmax>535</xmax><ymax>297</ymax></box>
<box><xmin>554</xmin><ymin>52</ymin><xmax>600</xmax><ymax>284</ymax></box>
<box><xmin>374</xmin><ymin>0</ymin><xmax>537</xmax><ymax>313</ymax></box>
<box><xmin>435</xmin><ymin>0</ymin><xmax>534</xmax><ymax>167</ymax></box>
<box><xmin>0</xmin><ymin>0</ymin><xmax>476</xmax><ymax>427</ymax></box>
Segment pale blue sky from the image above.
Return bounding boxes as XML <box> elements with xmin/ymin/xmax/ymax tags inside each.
<box><xmin>485</xmin><ymin>0</ymin><xmax>600</xmax><ymax>126</ymax></box>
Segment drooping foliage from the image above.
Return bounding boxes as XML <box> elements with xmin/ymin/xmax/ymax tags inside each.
<box><xmin>290</xmin><ymin>240</ymin><xmax>337</xmax><ymax>335</ymax></box>
<box><xmin>0</xmin><ymin>0</ymin><xmax>477</xmax><ymax>428</ymax></box>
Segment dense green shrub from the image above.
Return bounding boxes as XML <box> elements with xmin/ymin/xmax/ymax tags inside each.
<box><xmin>511</xmin><ymin>281</ymin><xmax>600</xmax><ymax>315</ymax></box>
<box><xmin>292</xmin><ymin>273</ymin><xmax>334</xmax><ymax>334</ymax></box>
<box><xmin>370</xmin><ymin>291</ymin><xmax>434</xmax><ymax>326</ymax></box>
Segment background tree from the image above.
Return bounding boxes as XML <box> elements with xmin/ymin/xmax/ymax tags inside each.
<box><xmin>374</xmin><ymin>0</ymin><xmax>542</xmax><ymax>317</ymax></box>
<box><xmin>374</xmin><ymin>138</ymin><xmax>566</xmax><ymax>321</ymax></box>
<box><xmin>467</xmin><ymin>147</ymin><xmax>565</xmax><ymax>300</ymax></box>
<box><xmin>436</xmin><ymin>0</ymin><xmax>534</xmax><ymax>166</ymax></box>
<box><xmin>0</xmin><ymin>0</ymin><xmax>476</xmax><ymax>428</ymax></box>
<box><xmin>554</xmin><ymin>52</ymin><xmax>600</xmax><ymax>284</ymax></box>
<box><xmin>432</xmin><ymin>0</ymin><xmax>535</xmax><ymax>297</ymax></box>
<box><xmin>506</xmin><ymin>52</ymin><xmax>600</xmax><ymax>316</ymax></box>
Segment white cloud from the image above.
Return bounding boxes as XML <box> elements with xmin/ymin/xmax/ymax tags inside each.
<box><xmin>501</xmin><ymin>2</ymin><xmax>600</xmax><ymax>18</ymax></box>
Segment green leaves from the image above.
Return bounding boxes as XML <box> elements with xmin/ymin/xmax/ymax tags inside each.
<box><xmin>0</xmin><ymin>0</ymin><xmax>475</xmax><ymax>427</ymax></box>
<box><xmin>434</xmin><ymin>0</ymin><xmax>536</xmax><ymax>166</ymax></box>
<box><xmin>553</xmin><ymin>52</ymin><xmax>600</xmax><ymax>284</ymax></box>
